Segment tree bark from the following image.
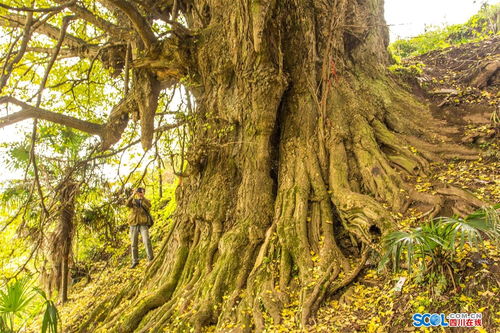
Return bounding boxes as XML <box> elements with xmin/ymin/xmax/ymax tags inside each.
<box><xmin>44</xmin><ymin>181</ymin><xmax>78</xmax><ymax>303</ymax></box>
<box><xmin>1</xmin><ymin>0</ymin><xmax>481</xmax><ymax>331</ymax></box>
<box><xmin>59</xmin><ymin>182</ymin><xmax>77</xmax><ymax>304</ymax></box>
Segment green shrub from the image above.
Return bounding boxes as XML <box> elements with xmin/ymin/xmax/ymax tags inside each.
<box><xmin>389</xmin><ymin>4</ymin><xmax>500</xmax><ymax>59</ymax></box>
<box><xmin>388</xmin><ymin>63</ymin><xmax>424</xmax><ymax>79</ymax></box>
<box><xmin>379</xmin><ymin>204</ymin><xmax>500</xmax><ymax>275</ymax></box>
<box><xmin>0</xmin><ymin>278</ymin><xmax>34</xmax><ymax>333</ymax></box>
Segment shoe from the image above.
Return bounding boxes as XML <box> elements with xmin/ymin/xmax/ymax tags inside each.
<box><xmin>130</xmin><ymin>262</ymin><xmax>139</xmax><ymax>268</ymax></box>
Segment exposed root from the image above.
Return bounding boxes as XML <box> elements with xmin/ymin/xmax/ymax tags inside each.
<box><xmin>408</xmin><ymin>188</ymin><xmax>445</xmax><ymax>220</ymax></box>
<box><xmin>402</xmin><ymin>134</ymin><xmax>479</xmax><ymax>161</ymax></box>
<box><xmin>301</xmin><ymin>248</ymin><xmax>369</xmax><ymax>327</ymax></box>
<box><xmin>301</xmin><ymin>261</ymin><xmax>341</xmax><ymax>326</ymax></box>
<box><xmin>469</xmin><ymin>60</ymin><xmax>499</xmax><ymax>88</ymax></box>
<box><xmin>352</xmin><ymin>115</ymin><xmax>404</xmax><ymax>211</ymax></box>
<box><xmin>250</xmin><ymin>223</ymin><xmax>277</xmax><ymax>277</ymax></box>
<box><xmin>104</xmin><ymin>238</ymin><xmax>189</xmax><ymax>332</ymax></box>
<box><xmin>372</xmin><ymin>119</ymin><xmax>429</xmax><ymax>174</ymax></box>
<box><xmin>435</xmin><ymin>186</ymin><xmax>486</xmax><ymax>207</ymax></box>
<box><xmin>76</xmin><ymin>286</ymin><xmax>130</xmax><ymax>333</ymax></box>
<box><xmin>252</xmin><ymin>298</ymin><xmax>266</xmax><ymax>332</ymax></box>
<box><xmin>407</xmin><ymin>181</ymin><xmax>486</xmax><ymax>220</ymax></box>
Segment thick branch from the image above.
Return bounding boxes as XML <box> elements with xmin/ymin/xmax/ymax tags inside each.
<box><xmin>0</xmin><ymin>96</ymin><xmax>186</xmax><ymax>151</ymax></box>
<box><xmin>52</xmin><ymin>0</ymin><xmax>126</xmax><ymax>39</ymax></box>
<box><xmin>0</xmin><ymin>96</ymin><xmax>103</xmax><ymax>135</ymax></box>
<box><xmin>24</xmin><ymin>47</ymin><xmax>95</xmax><ymax>59</ymax></box>
<box><xmin>100</xmin><ymin>0</ymin><xmax>156</xmax><ymax>49</ymax></box>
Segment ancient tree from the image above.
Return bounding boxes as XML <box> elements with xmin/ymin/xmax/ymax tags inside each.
<box><xmin>0</xmin><ymin>0</ymin><xmax>482</xmax><ymax>331</ymax></box>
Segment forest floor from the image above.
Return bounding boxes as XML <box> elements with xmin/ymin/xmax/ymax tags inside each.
<box><xmin>54</xmin><ymin>37</ymin><xmax>499</xmax><ymax>333</ymax></box>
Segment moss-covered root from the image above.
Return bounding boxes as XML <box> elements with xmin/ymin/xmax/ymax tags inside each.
<box><xmin>103</xmin><ymin>243</ymin><xmax>189</xmax><ymax>333</ymax></box>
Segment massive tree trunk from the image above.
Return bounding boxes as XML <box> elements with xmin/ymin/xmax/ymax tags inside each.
<box><xmin>74</xmin><ymin>0</ymin><xmax>480</xmax><ymax>332</ymax></box>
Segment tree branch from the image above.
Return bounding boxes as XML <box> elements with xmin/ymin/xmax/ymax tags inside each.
<box><xmin>100</xmin><ymin>0</ymin><xmax>156</xmax><ymax>49</ymax></box>
<box><xmin>33</xmin><ymin>16</ymin><xmax>74</xmax><ymax>103</ymax></box>
<box><xmin>0</xmin><ymin>1</ymin><xmax>76</xmax><ymax>13</ymax></box>
<box><xmin>0</xmin><ymin>13</ymin><xmax>33</xmax><ymax>92</ymax></box>
<box><xmin>171</xmin><ymin>0</ymin><xmax>179</xmax><ymax>20</ymax></box>
<box><xmin>0</xmin><ymin>96</ymin><xmax>103</xmax><ymax>136</ymax></box>
<box><xmin>27</xmin><ymin>16</ymin><xmax>75</xmax><ymax>217</ymax></box>
<box><xmin>29</xmin><ymin>119</ymin><xmax>50</xmax><ymax>217</ymax></box>
<box><xmin>52</xmin><ymin>0</ymin><xmax>126</xmax><ymax>39</ymax></box>
<box><xmin>0</xmin><ymin>14</ymin><xmax>95</xmax><ymax>50</ymax></box>
<box><xmin>24</xmin><ymin>47</ymin><xmax>92</xmax><ymax>58</ymax></box>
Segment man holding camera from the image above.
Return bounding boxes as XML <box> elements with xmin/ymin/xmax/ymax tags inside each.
<box><xmin>126</xmin><ymin>187</ymin><xmax>154</xmax><ymax>268</ymax></box>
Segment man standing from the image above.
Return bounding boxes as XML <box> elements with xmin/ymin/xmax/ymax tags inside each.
<box><xmin>126</xmin><ymin>187</ymin><xmax>154</xmax><ymax>268</ymax></box>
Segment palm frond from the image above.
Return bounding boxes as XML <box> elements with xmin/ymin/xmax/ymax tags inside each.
<box><xmin>379</xmin><ymin>205</ymin><xmax>500</xmax><ymax>274</ymax></box>
<box><xmin>380</xmin><ymin>226</ymin><xmax>443</xmax><ymax>273</ymax></box>
<box><xmin>0</xmin><ymin>278</ymin><xmax>34</xmax><ymax>315</ymax></box>
<box><xmin>438</xmin><ymin>204</ymin><xmax>500</xmax><ymax>250</ymax></box>
<box><xmin>35</xmin><ymin>288</ymin><xmax>60</xmax><ymax>333</ymax></box>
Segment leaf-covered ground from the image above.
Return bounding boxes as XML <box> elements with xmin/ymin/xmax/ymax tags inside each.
<box><xmin>302</xmin><ymin>36</ymin><xmax>500</xmax><ymax>333</ymax></box>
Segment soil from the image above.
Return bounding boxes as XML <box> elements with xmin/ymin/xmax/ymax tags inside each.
<box><xmin>407</xmin><ymin>36</ymin><xmax>499</xmax><ymax>139</ymax></box>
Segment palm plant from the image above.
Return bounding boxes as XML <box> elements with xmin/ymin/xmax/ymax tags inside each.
<box><xmin>438</xmin><ymin>204</ymin><xmax>500</xmax><ymax>251</ymax></box>
<box><xmin>35</xmin><ymin>288</ymin><xmax>60</xmax><ymax>333</ymax></box>
<box><xmin>379</xmin><ymin>223</ymin><xmax>444</xmax><ymax>273</ymax></box>
<box><xmin>0</xmin><ymin>279</ymin><xmax>60</xmax><ymax>333</ymax></box>
<box><xmin>379</xmin><ymin>205</ymin><xmax>500</xmax><ymax>276</ymax></box>
<box><xmin>0</xmin><ymin>278</ymin><xmax>34</xmax><ymax>333</ymax></box>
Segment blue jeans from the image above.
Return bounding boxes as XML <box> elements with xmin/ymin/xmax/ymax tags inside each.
<box><xmin>130</xmin><ymin>225</ymin><xmax>153</xmax><ymax>264</ymax></box>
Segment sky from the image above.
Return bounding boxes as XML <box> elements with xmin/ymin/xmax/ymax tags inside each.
<box><xmin>385</xmin><ymin>0</ymin><xmax>497</xmax><ymax>41</ymax></box>
<box><xmin>0</xmin><ymin>0</ymin><xmax>498</xmax><ymax>183</ymax></box>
